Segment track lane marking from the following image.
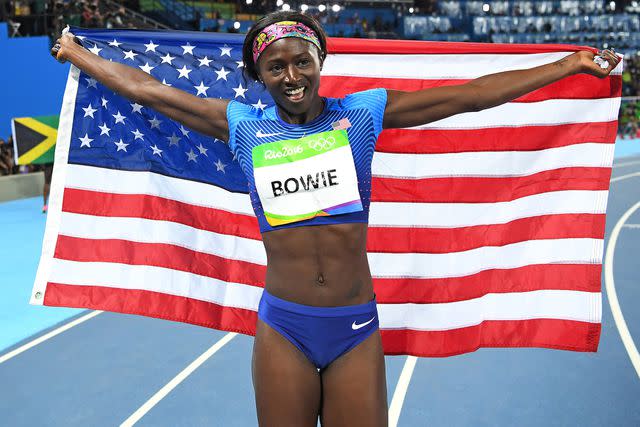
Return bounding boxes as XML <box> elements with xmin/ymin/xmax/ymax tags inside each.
<box><xmin>120</xmin><ymin>332</ymin><xmax>237</xmax><ymax>427</ymax></box>
<box><xmin>611</xmin><ymin>171</ymin><xmax>640</xmax><ymax>183</ymax></box>
<box><xmin>0</xmin><ymin>310</ymin><xmax>102</xmax><ymax>364</ymax></box>
<box><xmin>388</xmin><ymin>356</ymin><xmax>418</xmax><ymax>427</ymax></box>
<box><xmin>613</xmin><ymin>159</ymin><xmax>640</xmax><ymax>169</ymax></box>
<box><xmin>604</xmin><ymin>200</ymin><xmax>640</xmax><ymax>380</ymax></box>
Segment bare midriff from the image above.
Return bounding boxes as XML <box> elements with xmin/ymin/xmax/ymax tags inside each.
<box><xmin>261</xmin><ymin>222</ymin><xmax>374</xmax><ymax>307</ymax></box>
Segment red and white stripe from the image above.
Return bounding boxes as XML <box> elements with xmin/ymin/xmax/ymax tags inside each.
<box><xmin>32</xmin><ymin>39</ymin><xmax>621</xmax><ymax>356</ymax></box>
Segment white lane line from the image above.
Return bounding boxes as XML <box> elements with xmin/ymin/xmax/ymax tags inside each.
<box><xmin>604</xmin><ymin>200</ymin><xmax>640</xmax><ymax>380</ymax></box>
<box><xmin>388</xmin><ymin>356</ymin><xmax>418</xmax><ymax>427</ymax></box>
<box><xmin>611</xmin><ymin>171</ymin><xmax>640</xmax><ymax>183</ymax></box>
<box><xmin>0</xmin><ymin>310</ymin><xmax>102</xmax><ymax>364</ymax></box>
<box><xmin>120</xmin><ymin>332</ymin><xmax>237</xmax><ymax>427</ymax></box>
<box><xmin>613</xmin><ymin>159</ymin><xmax>640</xmax><ymax>169</ymax></box>
<box><xmin>622</xmin><ymin>224</ymin><xmax>640</xmax><ymax>228</ymax></box>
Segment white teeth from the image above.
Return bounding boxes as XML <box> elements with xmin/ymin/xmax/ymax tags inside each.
<box><xmin>285</xmin><ymin>87</ymin><xmax>304</xmax><ymax>95</ymax></box>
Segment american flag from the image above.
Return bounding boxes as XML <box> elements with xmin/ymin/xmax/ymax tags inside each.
<box><xmin>32</xmin><ymin>28</ymin><xmax>622</xmax><ymax>356</ymax></box>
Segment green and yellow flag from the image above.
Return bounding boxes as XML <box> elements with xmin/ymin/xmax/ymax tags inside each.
<box><xmin>11</xmin><ymin>115</ymin><xmax>59</xmax><ymax>165</ymax></box>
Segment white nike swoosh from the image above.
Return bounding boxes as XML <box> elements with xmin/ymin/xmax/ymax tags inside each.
<box><xmin>256</xmin><ymin>130</ymin><xmax>282</xmax><ymax>138</ymax></box>
<box><xmin>352</xmin><ymin>316</ymin><xmax>376</xmax><ymax>330</ymax></box>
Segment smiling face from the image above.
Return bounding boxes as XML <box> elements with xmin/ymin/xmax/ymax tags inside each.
<box><xmin>256</xmin><ymin>37</ymin><xmax>324</xmax><ymax>119</ymax></box>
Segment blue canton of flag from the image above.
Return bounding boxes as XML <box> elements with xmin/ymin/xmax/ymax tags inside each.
<box><xmin>68</xmin><ymin>27</ymin><xmax>274</xmax><ymax>192</ymax></box>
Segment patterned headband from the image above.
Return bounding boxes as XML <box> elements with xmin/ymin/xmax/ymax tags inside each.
<box><xmin>252</xmin><ymin>21</ymin><xmax>321</xmax><ymax>63</ymax></box>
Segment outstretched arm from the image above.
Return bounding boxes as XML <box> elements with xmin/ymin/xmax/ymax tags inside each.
<box><xmin>382</xmin><ymin>49</ymin><xmax>621</xmax><ymax>130</ymax></box>
<box><xmin>52</xmin><ymin>34</ymin><xmax>230</xmax><ymax>142</ymax></box>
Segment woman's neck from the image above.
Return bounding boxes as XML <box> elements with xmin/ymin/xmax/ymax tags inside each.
<box><xmin>277</xmin><ymin>96</ymin><xmax>325</xmax><ymax>125</ymax></box>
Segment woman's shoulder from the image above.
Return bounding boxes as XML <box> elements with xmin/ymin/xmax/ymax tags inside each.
<box><xmin>331</xmin><ymin>89</ymin><xmax>387</xmax><ymax>136</ymax></box>
<box><xmin>227</xmin><ymin>99</ymin><xmax>274</xmax><ymax>121</ymax></box>
<box><xmin>332</xmin><ymin>88</ymin><xmax>387</xmax><ymax>109</ymax></box>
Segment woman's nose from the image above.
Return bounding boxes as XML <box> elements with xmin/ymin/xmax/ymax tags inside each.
<box><xmin>283</xmin><ymin>65</ymin><xmax>300</xmax><ymax>83</ymax></box>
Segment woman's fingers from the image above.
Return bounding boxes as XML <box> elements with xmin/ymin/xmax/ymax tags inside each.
<box><xmin>600</xmin><ymin>48</ymin><xmax>619</xmax><ymax>66</ymax></box>
<box><xmin>50</xmin><ymin>37</ymin><xmax>66</xmax><ymax>63</ymax></box>
<box><xmin>599</xmin><ymin>50</ymin><xmax>613</xmax><ymax>61</ymax></box>
<box><xmin>50</xmin><ymin>42</ymin><xmax>60</xmax><ymax>59</ymax></box>
<box><xmin>49</xmin><ymin>32</ymin><xmax>82</xmax><ymax>63</ymax></box>
<box><xmin>591</xmin><ymin>47</ymin><xmax>619</xmax><ymax>74</ymax></box>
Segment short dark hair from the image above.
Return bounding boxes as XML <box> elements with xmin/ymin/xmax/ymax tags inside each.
<box><xmin>242</xmin><ymin>11</ymin><xmax>328</xmax><ymax>82</ymax></box>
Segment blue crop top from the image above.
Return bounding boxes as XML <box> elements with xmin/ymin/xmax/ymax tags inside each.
<box><xmin>226</xmin><ymin>88</ymin><xmax>387</xmax><ymax>233</ymax></box>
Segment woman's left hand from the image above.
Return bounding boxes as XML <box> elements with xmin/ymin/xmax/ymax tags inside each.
<box><xmin>573</xmin><ymin>49</ymin><xmax>621</xmax><ymax>78</ymax></box>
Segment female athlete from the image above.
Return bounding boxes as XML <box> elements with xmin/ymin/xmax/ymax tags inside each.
<box><xmin>51</xmin><ymin>10</ymin><xmax>620</xmax><ymax>427</ymax></box>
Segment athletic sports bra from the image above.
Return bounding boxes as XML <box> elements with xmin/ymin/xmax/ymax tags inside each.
<box><xmin>226</xmin><ymin>88</ymin><xmax>387</xmax><ymax>233</ymax></box>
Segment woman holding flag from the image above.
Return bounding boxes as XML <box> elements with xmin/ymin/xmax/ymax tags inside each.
<box><xmin>51</xmin><ymin>10</ymin><xmax>619</xmax><ymax>427</ymax></box>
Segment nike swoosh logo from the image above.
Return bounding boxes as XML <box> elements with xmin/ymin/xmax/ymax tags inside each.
<box><xmin>352</xmin><ymin>316</ymin><xmax>376</xmax><ymax>330</ymax></box>
<box><xmin>256</xmin><ymin>130</ymin><xmax>282</xmax><ymax>138</ymax></box>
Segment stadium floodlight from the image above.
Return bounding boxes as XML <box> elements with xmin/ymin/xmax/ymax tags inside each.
<box><xmin>482</xmin><ymin>3</ymin><xmax>490</xmax><ymax>12</ymax></box>
<box><xmin>632</xmin><ymin>1</ymin><xmax>638</xmax><ymax>7</ymax></box>
<box><xmin>245</xmin><ymin>0</ymin><xmax>252</xmax><ymax>4</ymax></box>
<box><xmin>332</xmin><ymin>4</ymin><xmax>340</xmax><ymax>12</ymax></box>
<box><xmin>409</xmin><ymin>7</ymin><xmax>414</xmax><ymax>13</ymax></box>
<box><xmin>276</xmin><ymin>0</ymin><xmax>283</xmax><ymax>6</ymax></box>
<box><xmin>234</xmin><ymin>21</ymin><xmax>240</xmax><ymax>30</ymax></box>
<box><xmin>318</xmin><ymin>4</ymin><xmax>326</xmax><ymax>12</ymax></box>
<box><xmin>282</xmin><ymin>3</ymin><xmax>291</xmax><ymax>10</ymax></box>
<box><xmin>609</xmin><ymin>1</ymin><xmax>615</xmax><ymax>10</ymax></box>
<box><xmin>301</xmin><ymin>3</ymin><xmax>308</xmax><ymax>11</ymax></box>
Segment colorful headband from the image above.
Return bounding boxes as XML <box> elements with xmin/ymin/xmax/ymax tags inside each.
<box><xmin>252</xmin><ymin>21</ymin><xmax>321</xmax><ymax>63</ymax></box>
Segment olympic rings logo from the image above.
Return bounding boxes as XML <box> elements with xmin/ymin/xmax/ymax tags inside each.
<box><xmin>306</xmin><ymin>136</ymin><xmax>336</xmax><ymax>152</ymax></box>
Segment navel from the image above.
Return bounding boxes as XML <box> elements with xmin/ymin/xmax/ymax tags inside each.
<box><xmin>316</xmin><ymin>273</ymin><xmax>325</xmax><ymax>286</ymax></box>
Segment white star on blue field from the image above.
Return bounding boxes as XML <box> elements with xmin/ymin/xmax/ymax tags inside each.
<box><xmin>68</xmin><ymin>28</ymin><xmax>273</xmax><ymax>191</ymax></box>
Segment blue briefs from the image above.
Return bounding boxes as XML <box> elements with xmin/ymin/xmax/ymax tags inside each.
<box><xmin>258</xmin><ymin>290</ymin><xmax>379</xmax><ymax>370</ymax></box>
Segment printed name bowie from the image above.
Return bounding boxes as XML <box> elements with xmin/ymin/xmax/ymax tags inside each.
<box><xmin>271</xmin><ymin>169</ymin><xmax>339</xmax><ymax>197</ymax></box>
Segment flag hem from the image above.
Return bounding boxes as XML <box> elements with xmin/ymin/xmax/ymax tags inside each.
<box><xmin>31</xmin><ymin>65</ymin><xmax>80</xmax><ymax>306</ymax></box>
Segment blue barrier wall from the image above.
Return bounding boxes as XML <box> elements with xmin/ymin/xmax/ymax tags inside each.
<box><xmin>0</xmin><ymin>23</ymin><xmax>70</xmax><ymax>139</ymax></box>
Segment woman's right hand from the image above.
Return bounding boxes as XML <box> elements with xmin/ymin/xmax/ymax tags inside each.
<box><xmin>50</xmin><ymin>33</ymin><xmax>80</xmax><ymax>63</ymax></box>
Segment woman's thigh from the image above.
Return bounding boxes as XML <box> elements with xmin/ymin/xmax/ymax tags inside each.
<box><xmin>320</xmin><ymin>331</ymin><xmax>388</xmax><ymax>427</ymax></box>
<box><xmin>252</xmin><ymin>319</ymin><xmax>322</xmax><ymax>427</ymax></box>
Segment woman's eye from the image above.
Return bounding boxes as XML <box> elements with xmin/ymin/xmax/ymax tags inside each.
<box><xmin>298</xmin><ymin>59</ymin><xmax>310</xmax><ymax>66</ymax></box>
<box><xmin>271</xmin><ymin>65</ymin><xmax>283</xmax><ymax>73</ymax></box>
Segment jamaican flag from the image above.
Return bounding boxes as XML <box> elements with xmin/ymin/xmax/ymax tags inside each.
<box><xmin>11</xmin><ymin>115</ymin><xmax>59</xmax><ymax>165</ymax></box>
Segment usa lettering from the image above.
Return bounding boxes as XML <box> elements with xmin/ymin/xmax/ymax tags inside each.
<box><xmin>272</xmin><ymin>169</ymin><xmax>339</xmax><ymax>197</ymax></box>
